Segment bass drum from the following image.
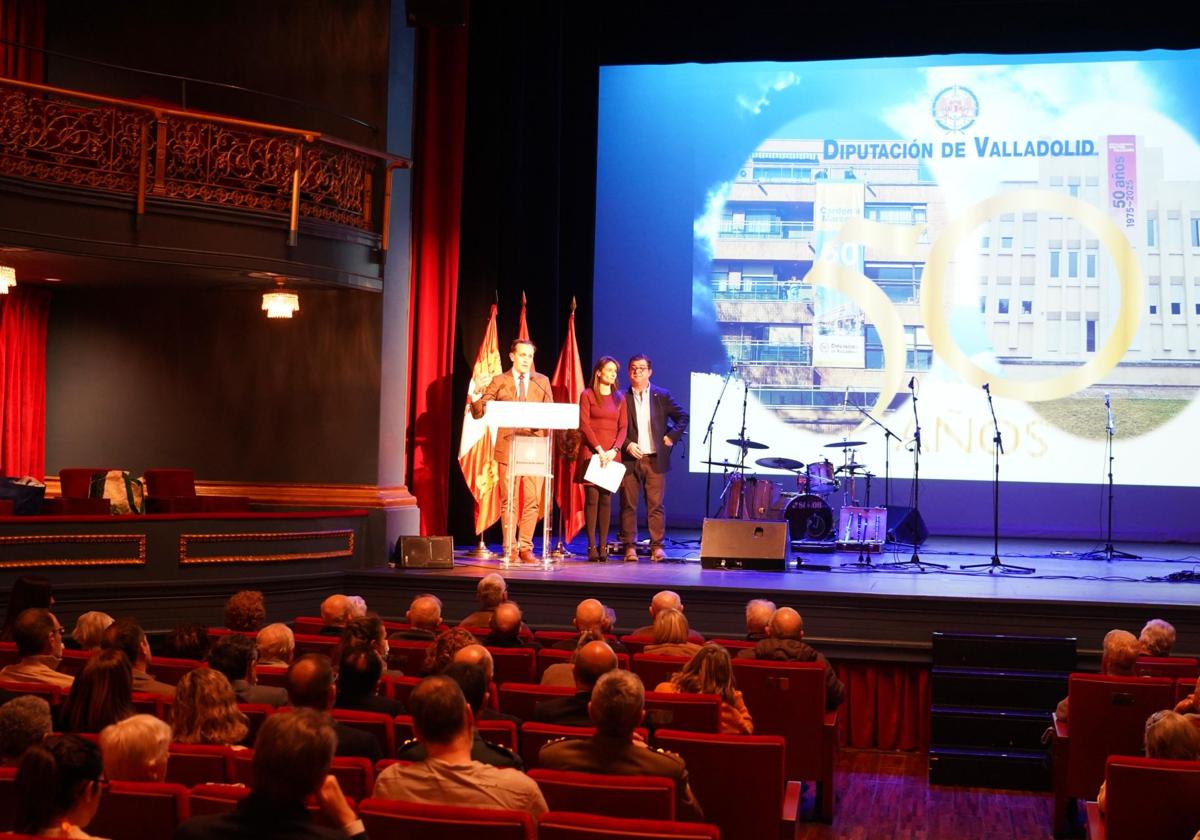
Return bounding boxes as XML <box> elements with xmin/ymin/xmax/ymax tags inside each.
<box><xmin>784</xmin><ymin>494</ymin><xmax>833</xmax><ymax>541</ymax></box>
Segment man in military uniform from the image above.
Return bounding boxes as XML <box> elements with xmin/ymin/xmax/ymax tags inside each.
<box><xmin>538</xmin><ymin>669</ymin><xmax>704</xmax><ymax>821</ymax></box>
<box><xmin>396</xmin><ymin>662</ymin><xmax>523</xmax><ymax>769</ymax></box>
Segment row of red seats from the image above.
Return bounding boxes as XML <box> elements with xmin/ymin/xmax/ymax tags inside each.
<box><xmin>50</xmin><ymin>467</ymin><xmax>249</xmax><ymax>514</ymax></box>
<box><xmin>1084</xmin><ymin>755</ymin><xmax>1200</xmax><ymax>840</ymax></box>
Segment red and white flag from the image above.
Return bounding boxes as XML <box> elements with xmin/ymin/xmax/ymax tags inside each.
<box><xmin>517</xmin><ymin>290</ymin><xmax>535</xmax><ymax>372</ymax></box>
<box><xmin>551</xmin><ymin>300</ymin><xmax>586</xmax><ymax>543</ymax></box>
<box><xmin>458</xmin><ymin>304</ymin><xmax>503</xmax><ymax>534</ymax></box>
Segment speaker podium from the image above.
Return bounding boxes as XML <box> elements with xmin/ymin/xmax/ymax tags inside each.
<box><xmin>699</xmin><ymin>518</ymin><xmax>791</xmax><ymax>571</ymax></box>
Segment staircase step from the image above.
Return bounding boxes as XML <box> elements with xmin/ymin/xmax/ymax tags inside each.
<box><xmin>932</xmin><ymin>670</ymin><xmax>1067</xmax><ymax>711</ymax></box>
<box><xmin>932</xmin><ymin>632</ymin><xmax>1077</xmax><ymax>672</ymax></box>
<box><xmin>930</xmin><ymin>705</ymin><xmax>1054</xmax><ymax>750</ymax></box>
<box><xmin>928</xmin><ymin>746</ymin><xmax>1051</xmax><ymax>791</ymax></box>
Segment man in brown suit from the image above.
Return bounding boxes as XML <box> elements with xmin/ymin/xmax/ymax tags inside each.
<box><xmin>470</xmin><ymin>338</ymin><xmax>554</xmax><ymax>562</ymax></box>
<box><xmin>538</xmin><ymin>669</ymin><xmax>704</xmax><ymax>821</ymax></box>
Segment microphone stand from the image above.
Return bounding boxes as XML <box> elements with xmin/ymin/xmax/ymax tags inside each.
<box><xmin>1082</xmin><ymin>395</ymin><xmax>1139</xmax><ymax>561</ymax></box>
<box><xmin>703</xmin><ymin>368</ymin><xmax>737</xmax><ymax>518</ymax></box>
<box><xmin>880</xmin><ymin>378</ymin><xmax>945</xmax><ymax>570</ymax></box>
<box><xmin>853</xmin><ymin>402</ymin><xmax>900</xmax><ymax>510</ymax></box>
<box><xmin>962</xmin><ymin>386</ymin><xmax>1032</xmax><ymax>573</ymax></box>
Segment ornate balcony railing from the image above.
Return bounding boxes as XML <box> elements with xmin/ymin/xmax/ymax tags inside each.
<box><xmin>0</xmin><ymin>75</ymin><xmax>409</xmax><ymax>247</ymax></box>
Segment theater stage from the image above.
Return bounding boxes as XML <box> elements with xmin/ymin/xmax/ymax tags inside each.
<box><xmin>350</xmin><ymin>533</ymin><xmax>1200</xmax><ymax>665</ymax></box>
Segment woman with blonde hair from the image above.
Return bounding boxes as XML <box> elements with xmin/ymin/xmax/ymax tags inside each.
<box><xmin>655</xmin><ymin>643</ymin><xmax>753</xmax><ymax>734</ymax></box>
<box><xmin>70</xmin><ymin>612</ymin><xmax>113</xmax><ymax>652</ymax></box>
<box><xmin>171</xmin><ymin>668</ymin><xmax>249</xmax><ymax>747</ymax></box>
<box><xmin>1098</xmin><ymin>709</ymin><xmax>1200</xmax><ymax>817</ymax></box>
<box><xmin>644</xmin><ymin>608</ymin><xmax>702</xmax><ymax>658</ymax></box>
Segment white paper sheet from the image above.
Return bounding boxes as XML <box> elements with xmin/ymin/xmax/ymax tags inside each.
<box><xmin>584</xmin><ymin>454</ymin><xmax>627</xmax><ymax>493</ymax></box>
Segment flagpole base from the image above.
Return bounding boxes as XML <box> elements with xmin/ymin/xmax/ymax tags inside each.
<box><xmin>463</xmin><ymin>538</ymin><xmax>496</xmax><ymax>560</ymax></box>
<box><xmin>551</xmin><ymin>541</ymin><xmax>574</xmax><ymax>559</ymax></box>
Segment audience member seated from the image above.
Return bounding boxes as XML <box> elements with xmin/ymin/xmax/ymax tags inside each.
<box><xmin>334</xmin><ymin>649</ymin><xmax>405</xmax><ymax>716</ymax></box>
<box><xmin>287</xmin><ymin>654</ymin><xmax>382</xmax><ymax>764</ymax></box>
<box><xmin>70</xmin><ymin>612</ymin><xmax>114</xmax><ymax>652</ymax></box>
<box><xmin>452</xmin><ymin>645</ymin><xmax>519</xmax><ymax>725</ymax></box>
<box><xmin>101</xmin><ymin>619</ymin><xmax>175</xmax><ymax>697</ymax></box>
<box><xmin>160</xmin><ymin>623</ymin><xmax>210</xmax><ymax>661</ymax></box>
<box><xmin>172</xmin><ymin>668</ymin><xmax>250</xmax><ymax>747</ymax></box>
<box><xmin>0</xmin><ymin>575</ymin><xmax>54</xmax><ymax>642</ymax></box>
<box><xmin>389</xmin><ymin>594</ymin><xmax>443</xmax><ymax>642</ymax></box>
<box><xmin>207</xmin><ymin>633</ymin><xmax>288</xmax><ymax>706</ymax></box>
<box><xmin>1175</xmin><ymin>675</ymin><xmax>1200</xmax><ymax>715</ymax></box>
<box><xmin>655</xmin><ymin>644</ymin><xmax>753</xmax><ymax>734</ymax></box>
<box><xmin>737</xmin><ymin>606</ymin><xmax>845</xmax><ymax>711</ymax></box>
<box><xmin>397</xmin><ymin>662</ymin><xmax>524</xmax><ymax>769</ymax></box>
<box><xmin>224</xmin><ymin>591</ymin><xmax>267</xmax><ymax>633</ymax></box>
<box><xmin>336</xmin><ymin>615</ymin><xmax>398</xmax><ymax>676</ymax></box>
<box><xmin>644</xmin><ymin>609</ymin><xmax>702</xmax><ymax>658</ymax></box>
<box><xmin>458</xmin><ymin>573</ymin><xmax>511</xmax><ymax>631</ymax></box>
<box><xmin>1138</xmin><ymin>618</ymin><xmax>1177</xmax><ymax>657</ymax></box>
<box><xmin>319</xmin><ymin>595</ymin><xmax>353</xmax><ymax>636</ymax></box>
<box><xmin>744</xmin><ymin>599</ymin><xmax>776</xmax><ymax>642</ymax></box>
<box><xmin>174</xmin><ymin>708</ymin><xmax>367</xmax><ymax>840</ymax></box>
<box><xmin>346</xmin><ymin>596</ymin><xmax>368</xmax><ymax>619</ymax></box>
<box><xmin>0</xmin><ymin>608</ymin><xmax>75</xmax><ymax>688</ymax></box>
<box><xmin>1097</xmin><ymin>709</ymin><xmax>1200</xmax><ymax>817</ymax></box>
<box><xmin>373</xmin><ymin>675</ymin><xmax>547</xmax><ymax>814</ymax></box>
<box><xmin>631</xmin><ymin>591</ymin><xmax>704</xmax><ymax>643</ymax></box>
<box><xmin>539</xmin><ymin>669</ymin><xmax>704</xmax><ymax>821</ymax></box>
<box><xmin>1055</xmin><ymin>628</ymin><xmax>1139</xmax><ymax>722</ymax></box>
<box><xmin>0</xmin><ymin>695</ymin><xmax>52</xmax><ymax>766</ymax></box>
<box><xmin>13</xmin><ymin>734</ymin><xmax>107</xmax><ymax>839</ymax></box>
<box><xmin>60</xmin><ymin>649</ymin><xmax>134</xmax><ymax>734</ymax></box>
<box><xmin>99</xmin><ymin>713</ymin><xmax>170</xmax><ymax>782</ymax></box>
<box><xmin>420</xmin><ymin>627</ymin><xmax>477</xmax><ymax>676</ymax></box>
<box><xmin>482</xmin><ymin>602</ymin><xmax>540</xmax><ymax>649</ymax></box>
<box><xmin>534</xmin><ymin>640</ymin><xmax>619</xmax><ymax>727</ymax></box>
<box><xmin>542</xmin><ymin>629</ymin><xmax>608</xmax><ymax>687</ymax></box>
<box><xmin>552</xmin><ymin>599</ymin><xmax>626</xmax><ymax>653</ymax></box>
<box><xmin>256</xmin><ymin>623</ymin><xmax>295</xmax><ymax>667</ymax></box>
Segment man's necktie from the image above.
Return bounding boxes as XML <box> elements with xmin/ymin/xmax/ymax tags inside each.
<box><xmin>518</xmin><ymin>374</ymin><xmax>526</xmax><ymax>401</ymax></box>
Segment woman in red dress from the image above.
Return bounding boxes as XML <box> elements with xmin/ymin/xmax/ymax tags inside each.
<box><xmin>576</xmin><ymin>356</ymin><xmax>627</xmax><ymax>561</ymax></box>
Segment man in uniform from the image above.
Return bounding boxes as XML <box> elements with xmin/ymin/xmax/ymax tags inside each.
<box><xmin>538</xmin><ymin>669</ymin><xmax>704</xmax><ymax>821</ymax></box>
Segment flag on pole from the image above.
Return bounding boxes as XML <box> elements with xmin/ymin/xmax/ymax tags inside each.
<box><xmin>459</xmin><ymin>304</ymin><xmax>503</xmax><ymax>534</ymax></box>
<box><xmin>551</xmin><ymin>298</ymin><xmax>587</xmax><ymax>543</ymax></box>
<box><xmin>517</xmin><ymin>291</ymin><xmax>535</xmax><ymax>372</ymax></box>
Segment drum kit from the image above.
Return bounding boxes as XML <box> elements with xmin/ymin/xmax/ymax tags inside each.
<box><xmin>708</xmin><ymin>436</ymin><xmax>882</xmax><ymax>548</ymax></box>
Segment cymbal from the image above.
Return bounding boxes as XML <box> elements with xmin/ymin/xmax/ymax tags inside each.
<box><xmin>727</xmin><ymin>437</ymin><xmax>768</xmax><ymax>450</ymax></box>
<box><xmin>703</xmin><ymin>460</ymin><xmax>745</xmax><ymax>470</ymax></box>
<box><xmin>756</xmin><ymin>456</ymin><xmax>805</xmax><ymax>471</ymax></box>
<box><xmin>824</xmin><ymin>440</ymin><xmax>867</xmax><ymax>449</ymax></box>
<box><xmin>835</xmin><ymin>462</ymin><xmax>866</xmax><ymax>474</ymax></box>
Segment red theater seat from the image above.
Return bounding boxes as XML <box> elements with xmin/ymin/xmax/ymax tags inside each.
<box><xmin>187</xmin><ymin>782</ymin><xmax>251</xmax><ymax>817</ymax></box>
<box><xmin>655</xmin><ymin>729</ymin><xmax>798</xmax><ymax>840</ymax></box>
<box><xmin>0</xmin><ymin>681</ymin><xmax>63</xmax><ymax>706</ymax></box>
<box><xmin>538</xmin><ymin>811</ymin><xmax>721</xmax><ymax>840</ymax></box>
<box><xmin>529</xmin><ymin>769</ymin><xmax>676</xmax><ymax>820</ymax></box>
<box><xmin>331</xmin><ymin>709</ymin><xmax>395</xmax><ymax>756</ymax></box>
<box><xmin>88</xmin><ymin>780</ymin><xmax>190</xmax><ymax>840</ymax></box>
<box><xmin>293</xmin><ymin>633</ymin><xmax>340</xmax><ymax>660</ymax></box>
<box><xmin>631</xmin><ymin>654</ymin><xmax>691</xmax><ymax>690</ymax></box>
<box><xmin>1085</xmin><ymin>755</ymin><xmax>1200</xmax><ymax>840</ymax></box>
<box><xmin>498</xmin><ymin>682</ymin><xmax>575</xmax><ymax>722</ymax></box>
<box><xmin>357</xmin><ymin>798</ymin><xmax>534</xmax><ymax>839</ymax></box>
<box><xmin>55</xmin><ymin>468</ymin><xmax>118</xmax><ymax>514</ymax></box>
<box><xmin>255</xmin><ymin>664</ymin><xmax>287</xmax><ymax>688</ymax></box>
<box><xmin>382</xmin><ymin>674</ymin><xmax>419</xmax><ymax>705</ymax></box>
<box><xmin>519</xmin><ymin>722</ymin><xmax>594</xmax><ymax>770</ymax></box>
<box><xmin>1052</xmin><ymin>673</ymin><xmax>1176</xmax><ymax>835</ymax></box>
<box><xmin>643</xmin><ymin>691</ymin><xmax>721</xmax><ymax>733</ymax></box>
<box><xmin>477</xmin><ymin>718</ymin><xmax>519</xmax><ymax>750</ymax></box>
<box><xmin>165</xmin><ymin>744</ymin><xmax>233</xmax><ymax>787</ymax></box>
<box><xmin>58</xmin><ymin>648</ymin><xmax>93</xmax><ymax>676</ymax></box>
<box><xmin>329</xmin><ymin>756</ymin><xmax>376</xmax><ymax>802</ymax></box>
<box><xmin>132</xmin><ymin>691</ymin><xmax>171</xmax><ymax>720</ymax></box>
<box><xmin>150</xmin><ymin>657</ymin><xmax>205</xmax><ymax>686</ymax></box>
<box><xmin>487</xmin><ymin>647</ymin><xmax>537</xmax><ymax>685</ymax></box>
<box><xmin>236</xmin><ymin>703</ymin><xmax>275</xmax><ymax>744</ymax></box>
<box><xmin>537</xmin><ymin>648</ymin><xmax>631</xmax><ymax>680</ymax></box>
<box><xmin>388</xmin><ymin>640</ymin><xmax>431</xmax><ymax>675</ymax></box>
<box><xmin>143</xmin><ymin>468</ymin><xmax>249</xmax><ymax>513</ymax></box>
<box><xmin>1134</xmin><ymin>656</ymin><xmax>1200</xmax><ymax>680</ymax></box>
<box><xmin>0</xmin><ymin>642</ymin><xmax>22</xmax><ymax>667</ymax></box>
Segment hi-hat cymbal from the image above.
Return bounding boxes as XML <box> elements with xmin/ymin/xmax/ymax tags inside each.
<box><xmin>756</xmin><ymin>456</ymin><xmax>805</xmax><ymax>471</ymax></box>
<box><xmin>824</xmin><ymin>440</ymin><xmax>867</xmax><ymax>449</ymax></box>
<box><xmin>727</xmin><ymin>437</ymin><xmax>768</xmax><ymax>450</ymax></box>
<box><xmin>703</xmin><ymin>460</ymin><xmax>745</xmax><ymax>470</ymax></box>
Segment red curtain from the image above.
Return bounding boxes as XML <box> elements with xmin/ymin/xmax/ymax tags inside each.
<box><xmin>0</xmin><ymin>287</ymin><xmax>51</xmax><ymax>479</ymax></box>
<box><xmin>405</xmin><ymin>22</ymin><xmax>468</xmax><ymax>536</ymax></box>
<box><xmin>1</xmin><ymin>0</ymin><xmax>45</xmax><ymax>82</ymax></box>
<box><xmin>834</xmin><ymin>660</ymin><xmax>931</xmax><ymax>752</ymax></box>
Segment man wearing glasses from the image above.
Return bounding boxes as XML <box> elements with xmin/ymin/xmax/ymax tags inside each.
<box><xmin>0</xmin><ymin>608</ymin><xmax>74</xmax><ymax>688</ymax></box>
<box><xmin>619</xmin><ymin>354</ymin><xmax>689</xmax><ymax>562</ymax></box>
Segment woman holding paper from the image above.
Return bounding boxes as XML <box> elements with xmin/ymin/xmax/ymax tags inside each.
<box><xmin>576</xmin><ymin>356</ymin><xmax>628</xmax><ymax>561</ymax></box>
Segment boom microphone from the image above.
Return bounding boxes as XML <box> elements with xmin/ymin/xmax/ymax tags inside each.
<box><xmin>907</xmin><ymin>376</ymin><xmax>915</xmax><ymax>390</ymax></box>
<box><xmin>982</xmin><ymin>382</ymin><xmax>990</xmax><ymax>393</ymax></box>
<box><xmin>843</xmin><ymin>386</ymin><xmax>849</xmax><ymax>411</ymax></box>
<box><xmin>1105</xmin><ymin>392</ymin><xmax>1115</xmax><ymax>434</ymax></box>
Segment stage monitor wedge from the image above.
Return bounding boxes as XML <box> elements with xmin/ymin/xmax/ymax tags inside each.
<box><xmin>700</xmin><ymin>518</ymin><xmax>790</xmax><ymax>571</ymax></box>
<box><xmin>395</xmin><ymin>535</ymin><xmax>454</xmax><ymax>569</ymax></box>
<box><xmin>886</xmin><ymin>506</ymin><xmax>929</xmax><ymax>546</ymax></box>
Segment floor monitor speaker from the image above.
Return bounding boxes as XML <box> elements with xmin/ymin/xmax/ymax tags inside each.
<box><xmin>699</xmin><ymin>518</ymin><xmax>790</xmax><ymax>571</ymax></box>
<box><xmin>886</xmin><ymin>506</ymin><xmax>929</xmax><ymax>546</ymax></box>
<box><xmin>396</xmin><ymin>536</ymin><xmax>454</xmax><ymax>569</ymax></box>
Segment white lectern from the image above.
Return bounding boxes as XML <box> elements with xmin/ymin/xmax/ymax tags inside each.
<box><xmin>484</xmin><ymin>401</ymin><xmax>579</xmax><ymax>567</ymax></box>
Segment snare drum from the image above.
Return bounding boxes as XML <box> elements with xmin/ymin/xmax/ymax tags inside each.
<box><xmin>784</xmin><ymin>494</ymin><xmax>833</xmax><ymax>540</ymax></box>
<box><xmin>806</xmin><ymin>460</ymin><xmax>838</xmax><ymax>495</ymax></box>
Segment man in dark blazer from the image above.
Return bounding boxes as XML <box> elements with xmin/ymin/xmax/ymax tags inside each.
<box><xmin>470</xmin><ymin>338</ymin><xmax>554</xmax><ymax>563</ymax></box>
<box><xmin>619</xmin><ymin>354</ymin><xmax>689</xmax><ymax>562</ymax></box>
<box><xmin>533</xmin><ymin>640</ymin><xmax>618</xmax><ymax>727</ymax></box>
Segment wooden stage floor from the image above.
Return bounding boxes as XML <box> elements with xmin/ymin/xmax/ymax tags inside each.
<box><xmin>353</xmin><ymin>532</ymin><xmax>1200</xmax><ymax>664</ymax></box>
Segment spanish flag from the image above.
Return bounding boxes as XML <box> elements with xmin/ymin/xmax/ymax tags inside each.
<box><xmin>458</xmin><ymin>304</ymin><xmax>503</xmax><ymax>534</ymax></box>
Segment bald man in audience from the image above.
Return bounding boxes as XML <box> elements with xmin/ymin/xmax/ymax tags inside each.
<box><xmin>373</xmin><ymin>676</ymin><xmax>547</xmax><ymax>815</ymax></box>
<box><xmin>745</xmin><ymin>599</ymin><xmax>776</xmax><ymax>642</ymax></box>
<box><xmin>319</xmin><ymin>595</ymin><xmax>353</xmax><ymax>636</ymax></box>
<box><xmin>389</xmin><ymin>595</ymin><xmax>444</xmax><ymax>642</ymax></box>
<box><xmin>287</xmin><ymin>654</ymin><xmax>382</xmax><ymax>763</ymax></box>
<box><xmin>451</xmin><ymin>643</ymin><xmax>520</xmax><ymax>724</ymax></box>
<box><xmin>737</xmin><ymin>607</ymin><xmax>844</xmax><ymax>710</ymax></box>
<box><xmin>539</xmin><ymin>670</ymin><xmax>704</xmax><ymax>821</ymax></box>
<box><xmin>534</xmin><ymin>640</ymin><xmax>619</xmax><ymax>727</ymax></box>
<box><xmin>631</xmin><ymin>591</ymin><xmax>704</xmax><ymax>643</ymax></box>
<box><xmin>1055</xmin><ymin>629</ymin><xmax>1139</xmax><ymax>723</ymax></box>
<box><xmin>482</xmin><ymin>602</ymin><xmax>540</xmax><ymax>650</ymax></box>
<box><xmin>552</xmin><ymin>599</ymin><xmax>627</xmax><ymax>653</ymax></box>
